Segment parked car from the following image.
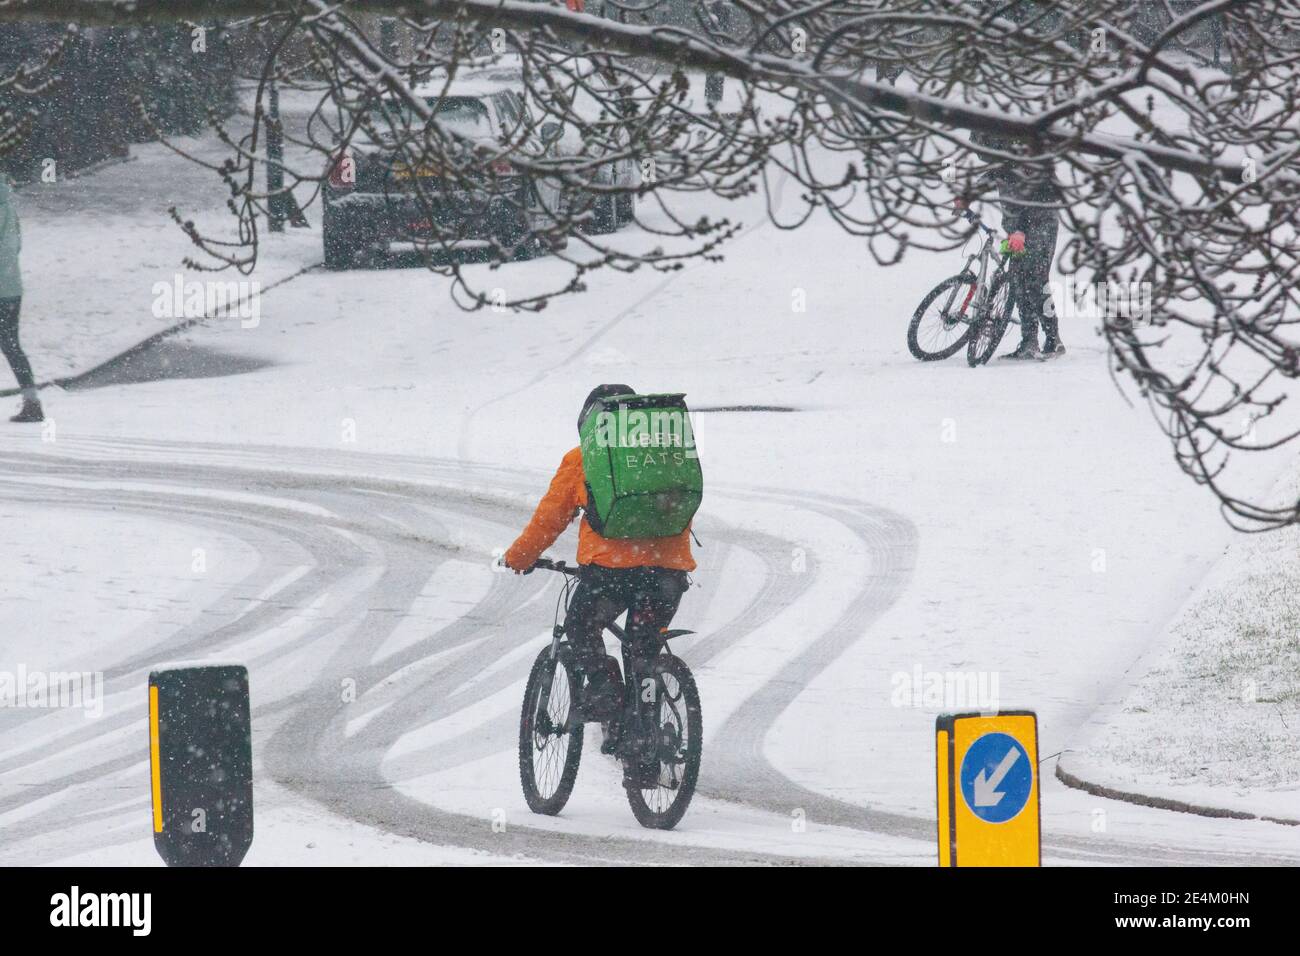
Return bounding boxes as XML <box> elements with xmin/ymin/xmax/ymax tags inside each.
<box><xmin>522</xmin><ymin>56</ymin><xmax>638</xmax><ymax>235</ymax></box>
<box><xmin>321</xmin><ymin>58</ymin><xmax>636</xmax><ymax>270</ymax></box>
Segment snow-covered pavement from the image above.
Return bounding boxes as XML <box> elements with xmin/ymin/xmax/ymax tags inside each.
<box><xmin>1</xmin><ymin>119</ymin><xmax>1298</xmax><ymax>864</ymax></box>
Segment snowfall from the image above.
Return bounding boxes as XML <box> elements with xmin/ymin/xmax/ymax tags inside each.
<box><xmin>0</xmin><ymin>84</ymin><xmax>1297</xmax><ymax>866</ymax></box>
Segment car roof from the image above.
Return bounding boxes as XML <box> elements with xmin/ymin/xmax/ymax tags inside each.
<box><xmin>409</xmin><ymin>76</ymin><xmax>520</xmax><ymax>100</ymax></box>
<box><xmin>410</xmin><ymin>56</ymin><xmax>527</xmax><ymax>100</ymax></box>
<box><xmin>407</xmin><ymin>52</ymin><xmax>614</xmax><ymax>101</ymax></box>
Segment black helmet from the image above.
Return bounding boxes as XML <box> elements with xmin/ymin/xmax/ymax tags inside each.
<box><xmin>578</xmin><ymin>383</ymin><xmax>635</xmax><ymax>430</ymax></box>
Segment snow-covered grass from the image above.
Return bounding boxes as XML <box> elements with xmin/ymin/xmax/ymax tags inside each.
<box><xmin>1063</xmin><ymin>468</ymin><xmax>1300</xmax><ymax>822</ymax></box>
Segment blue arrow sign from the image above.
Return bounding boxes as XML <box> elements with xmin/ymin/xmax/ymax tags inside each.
<box><xmin>959</xmin><ymin>732</ymin><xmax>1033</xmax><ymax>823</ymax></box>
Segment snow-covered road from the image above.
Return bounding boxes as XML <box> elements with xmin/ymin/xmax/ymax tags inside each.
<box><xmin>0</xmin><ymin>437</ymin><xmax>925</xmax><ymax>864</ymax></box>
<box><xmin>1</xmin><ymin>437</ymin><xmax>1296</xmax><ymax>865</ymax></box>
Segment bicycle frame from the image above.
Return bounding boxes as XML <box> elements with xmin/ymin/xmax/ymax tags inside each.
<box><xmin>950</xmin><ymin>211</ymin><xmax>1012</xmax><ymax>326</ymax></box>
<box><xmin>548</xmin><ymin>616</ymin><xmax>694</xmax><ymax>659</ymax></box>
<box><xmin>531</xmin><ymin>557</ymin><xmax>694</xmax><ymax>738</ymax></box>
<box><xmin>532</xmin><ymin>557</ymin><xmax>693</xmax><ymax>656</ymax></box>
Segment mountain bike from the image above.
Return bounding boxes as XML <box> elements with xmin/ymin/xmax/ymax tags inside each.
<box><xmin>517</xmin><ymin>557</ymin><xmax>703</xmax><ymax>830</ymax></box>
<box><xmin>907</xmin><ymin>209</ymin><xmax>1016</xmax><ymax>366</ymax></box>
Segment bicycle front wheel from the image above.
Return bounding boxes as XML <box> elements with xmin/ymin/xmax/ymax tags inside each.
<box><xmin>907</xmin><ymin>273</ymin><xmax>979</xmax><ymax>361</ymax></box>
<box><xmin>519</xmin><ymin>645</ymin><xmax>584</xmax><ymax>816</ymax></box>
<box><xmin>966</xmin><ymin>269</ymin><xmax>1015</xmax><ymax>367</ymax></box>
<box><xmin>624</xmin><ymin>655</ymin><xmax>702</xmax><ymax>830</ymax></box>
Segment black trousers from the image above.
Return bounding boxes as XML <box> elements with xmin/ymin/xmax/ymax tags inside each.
<box><xmin>564</xmin><ymin>565</ymin><xmax>689</xmax><ymax>670</ymax></box>
<box><xmin>1001</xmin><ymin>205</ymin><xmax>1060</xmax><ymax>343</ymax></box>
<box><xmin>0</xmin><ymin>297</ymin><xmax>36</xmax><ymax>391</ymax></box>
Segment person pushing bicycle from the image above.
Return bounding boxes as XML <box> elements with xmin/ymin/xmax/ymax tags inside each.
<box><xmin>503</xmin><ymin>384</ymin><xmax>696</xmax><ymax>733</ymax></box>
<box><xmin>955</xmin><ymin>130</ymin><xmax>1064</xmax><ymax>361</ymax></box>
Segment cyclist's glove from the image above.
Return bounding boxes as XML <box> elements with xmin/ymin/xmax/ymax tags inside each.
<box><xmin>1000</xmin><ymin>231</ymin><xmax>1027</xmax><ymax>257</ymax></box>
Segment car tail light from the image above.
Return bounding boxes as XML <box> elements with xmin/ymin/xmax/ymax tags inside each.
<box><xmin>329</xmin><ymin>149</ymin><xmax>356</xmax><ymax>190</ymax></box>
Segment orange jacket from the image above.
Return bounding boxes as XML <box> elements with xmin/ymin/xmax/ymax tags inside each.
<box><xmin>504</xmin><ymin>447</ymin><xmax>696</xmax><ymax>572</ymax></box>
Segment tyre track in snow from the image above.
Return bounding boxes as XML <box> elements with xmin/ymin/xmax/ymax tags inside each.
<box><xmin>1</xmin><ymin>439</ymin><xmax>1294</xmax><ymax>865</ymax></box>
<box><xmin>253</xmin><ymin>464</ymin><xmax>912</xmax><ymax>863</ymax></box>
<box><xmin>0</xmin><ymin>438</ymin><xmax>917</xmax><ymax>864</ymax></box>
<box><xmin>265</xmin><ymin>499</ymin><xmax>900</xmax><ymax>865</ymax></box>
<box><xmin>695</xmin><ymin>489</ymin><xmax>928</xmax><ymax>839</ymax></box>
<box><xmin>0</xmin><ymin>452</ymin><xmax>418</xmax><ymax>858</ymax></box>
<box><xmin>0</xmin><ymin>465</ymin><xmax>383</xmax><ymax>860</ymax></box>
<box><xmin>0</xmin><ymin>444</ymin><xmax>514</xmax><ymax>862</ymax></box>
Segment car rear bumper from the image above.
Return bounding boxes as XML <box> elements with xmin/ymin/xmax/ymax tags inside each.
<box><xmin>326</xmin><ymin>188</ymin><xmax>534</xmax><ymax>245</ymax></box>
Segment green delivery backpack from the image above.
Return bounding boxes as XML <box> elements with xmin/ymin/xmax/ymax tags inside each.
<box><xmin>577</xmin><ymin>392</ymin><xmax>703</xmax><ymax>539</ymax></box>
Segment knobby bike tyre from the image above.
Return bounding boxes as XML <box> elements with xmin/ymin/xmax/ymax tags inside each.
<box><xmin>519</xmin><ymin>645</ymin><xmax>584</xmax><ymax>815</ymax></box>
<box><xmin>624</xmin><ymin>654</ymin><xmax>703</xmax><ymax>830</ymax></box>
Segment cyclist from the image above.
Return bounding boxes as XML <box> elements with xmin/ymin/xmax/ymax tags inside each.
<box><xmin>503</xmin><ymin>384</ymin><xmax>695</xmax><ymax>771</ymax></box>
<box><xmin>957</xmin><ymin>131</ymin><xmax>1064</xmax><ymax>361</ymax></box>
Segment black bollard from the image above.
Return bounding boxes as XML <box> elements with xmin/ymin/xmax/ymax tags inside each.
<box><xmin>149</xmin><ymin>665</ymin><xmax>254</xmax><ymax>867</ymax></box>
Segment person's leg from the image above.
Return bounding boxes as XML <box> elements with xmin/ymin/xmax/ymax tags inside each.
<box><xmin>621</xmin><ymin>568</ymin><xmax>690</xmax><ymax>705</ymax></box>
<box><xmin>623</xmin><ymin>567</ymin><xmax>689</xmax><ymax>662</ymax></box>
<box><xmin>1002</xmin><ymin>208</ymin><xmax>1059</xmax><ymax>359</ymax></box>
<box><xmin>0</xmin><ymin>297</ymin><xmax>36</xmax><ymax>389</ymax></box>
<box><xmin>563</xmin><ymin>565</ymin><xmax>633</xmax><ymax>715</ymax></box>
<box><xmin>0</xmin><ymin>298</ymin><xmax>42</xmax><ymax>420</ymax></box>
<box><xmin>1001</xmin><ymin>259</ymin><xmax>1039</xmax><ymax>359</ymax></box>
<box><xmin>619</xmin><ymin>567</ymin><xmax>689</xmax><ymax>781</ymax></box>
<box><xmin>1028</xmin><ymin>212</ymin><xmax>1062</xmax><ymax>352</ymax></box>
<box><xmin>997</xmin><ymin>208</ymin><xmax>1038</xmax><ymax>358</ymax></box>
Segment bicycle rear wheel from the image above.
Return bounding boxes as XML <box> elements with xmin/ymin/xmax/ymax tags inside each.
<box><xmin>624</xmin><ymin>654</ymin><xmax>702</xmax><ymax>830</ymax></box>
<box><xmin>907</xmin><ymin>273</ymin><xmax>979</xmax><ymax>361</ymax></box>
<box><xmin>519</xmin><ymin>645</ymin><xmax>584</xmax><ymax>815</ymax></box>
<box><xmin>966</xmin><ymin>270</ymin><xmax>1015</xmax><ymax>367</ymax></box>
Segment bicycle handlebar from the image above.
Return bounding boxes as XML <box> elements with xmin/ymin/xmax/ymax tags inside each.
<box><xmin>961</xmin><ymin>208</ymin><xmax>994</xmax><ymax>235</ymax></box>
<box><xmin>531</xmin><ymin>557</ymin><xmax>578</xmax><ymax>576</ymax></box>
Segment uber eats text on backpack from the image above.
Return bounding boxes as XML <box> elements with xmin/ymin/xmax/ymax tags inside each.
<box><xmin>579</xmin><ymin>393</ymin><xmax>703</xmax><ymax>540</ymax></box>
<box><xmin>587</xmin><ymin>401</ymin><xmax>697</xmax><ymax>457</ymax></box>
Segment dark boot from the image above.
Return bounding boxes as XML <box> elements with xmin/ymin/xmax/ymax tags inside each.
<box><xmin>1041</xmin><ymin>311</ymin><xmax>1065</xmax><ymax>357</ymax></box>
<box><xmin>10</xmin><ymin>392</ymin><xmax>42</xmax><ymax>423</ymax></box>
<box><xmin>999</xmin><ymin>339</ymin><xmax>1041</xmax><ymax>361</ymax></box>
